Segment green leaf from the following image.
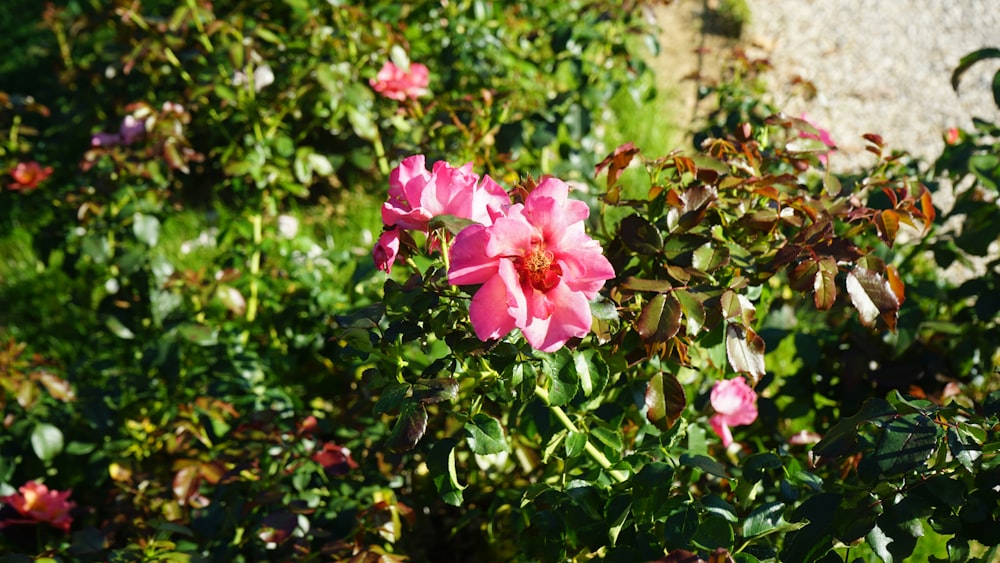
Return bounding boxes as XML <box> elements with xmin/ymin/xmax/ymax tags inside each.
<box><xmin>465</xmin><ymin>413</ymin><xmax>510</xmax><ymax>455</ymax></box>
<box><xmin>814</xmin><ymin>397</ymin><xmax>895</xmax><ymax>457</ymax></box>
<box><xmin>781</xmin><ymin>493</ymin><xmax>840</xmax><ymax>563</ymax></box>
<box><xmin>374</xmin><ymin>382</ymin><xmax>410</xmax><ymax>415</ymax></box>
<box><xmin>414</xmin><ymin>378</ymin><xmax>459</xmax><ymax>405</ymax></box>
<box><xmin>427</xmin><ymin>438</ymin><xmax>465</xmax><ymax>506</ymax></box>
<box><xmin>692</xmin><ymin>241</ymin><xmax>730</xmax><ymax>273</ymax></box>
<box><xmin>645</xmin><ymin>372</ymin><xmax>686</xmax><ymax>431</ymax></box>
<box><xmin>867</xmin><ymin>523</ymin><xmax>894</xmax><ymax>563</ymax></box>
<box><xmin>742</xmin><ymin>452</ymin><xmax>782</xmax><ymax>483</ymax></box>
<box><xmin>874</xmin><ymin>413</ymin><xmax>940</xmax><ymax>475</ymax></box>
<box><xmin>681</xmin><ymin>453</ymin><xmax>729</xmax><ymax>479</ymax></box>
<box><xmin>691</xmin><ymin>516</ymin><xmax>734</xmax><ymax>550</ymax></box>
<box><xmin>951</xmin><ymin>47</ymin><xmax>1000</xmax><ymax>91</ymax></box>
<box><xmin>663</xmin><ymin>503</ymin><xmax>699</xmax><ymax>546</ymax></box>
<box><xmin>565</xmin><ymin>431</ymin><xmax>587</xmax><ymax>459</ymax></box>
<box><xmin>675</xmin><ymin>289</ymin><xmax>706</xmax><ymax>336</ymax></box>
<box><xmin>637</xmin><ymin>293</ymin><xmax>682</xmax><ymax>343</ymax></box>
<box><xmin>428</xmin><ymin>214</ymin><xmax>479</xmax><ymax>236</ymax></box>
<box><xmin>741</xmin><ymin>501</ymin><xmax>786</xmax><ymax>538</ymax></box>
<box><xmin>542</xmin><ymin>350</ymin><xmax>578</xmax><ymax>407</ymax></box>
<box><xmin>947</xmin><ymin>427</ymin><xmax>982</xmax><ymax>471</ymax></box>
<box><xmin>133</xmin><ymin>213</ymin><xmax>161</xmax><ymax>247</ymax></box>
<box><xmin>385</xmin><ymin>401</ymin><xmax>428</xmax><ymax>453</ymax></box>
<box><xmin>590</xmin><ymin>427</ymin><xmax>623</xmax><ymax>452</ymax></box>
<box><xmin>31</xmin><ymin>423</ymin><xmax>64</xmax><ymax>462</ymax></box>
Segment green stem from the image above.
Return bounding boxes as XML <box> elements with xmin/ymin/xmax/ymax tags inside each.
<box><xmin>245</xmin><ymin>213</ymin><xmax>262</xmax><ymax>324</ymax></box>
<box><xmin>533</xmin><ymin>385</ymin><xmax>628</xmax><ymax>484</ymax></box>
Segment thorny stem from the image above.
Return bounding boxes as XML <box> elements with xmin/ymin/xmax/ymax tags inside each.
<box><xmin>533</xmin><ymin>385</ymin><xmax>629</xmax><ymax>484</ymax></box>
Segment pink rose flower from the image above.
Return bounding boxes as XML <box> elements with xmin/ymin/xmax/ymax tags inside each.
<box><xmin>373</xmin><ymin>155</ymin><xmax>508</xmax><ymax>273</ymax></box>
<box><xmin>0</xmin><ymin>481</ymin><xmax>75</xmax><ymax>532</ymax></box>
<box><xmin>709</xmin><ymin>377</ymin><xmax>758</xmax><ymax>446</ymax></box>
<box><xmin>373</xmin><ymin>228</ymin><xmax>401</xmax><ymax>272</ymax></box>
<box><xmin>7</xmin><ymin>161</ymin><xmax>53</xmax><ymax>192</ymax></box>
<box><xmin>447</xmin><ymin>178</ymin><xmax>615</xmax><ymax>352</ymax></box>
<box><xmin>370</xmin><ymin>61</ymin><xmax>430</xmax><ymax>101</ymax></box>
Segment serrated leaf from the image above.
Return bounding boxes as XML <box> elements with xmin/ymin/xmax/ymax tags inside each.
<box><xmin>414</xmin><ymin>377</ymin><xmax>458</xmax><ymax>405</ymax></box>
<box><xmin>645</xmin><ymin>372</ymin><xmax>686</xmax><ymax>431</ymax></box>
<box><xmin>814</xmin><ymin>398</ymin><xmax>895</xmax><ymax>457</ymax></box>
<box><xmin>465</xmin><ymin>413</ymin><xmax>510</xmax><ymax>455</ymax></box>
<box><xmin>725</xmin><ymin>324</ymin><xmax>765</xmax><ymax>385</ymax></box>
<box><xmin>947</xmin><ymin>427</ymin><xmax>981</xmax><ymax>471</ymax></box>
<box><xmin>637</xmin><ymin>293</ymin><xmax>682</xmax><ymax>343</ymax></box>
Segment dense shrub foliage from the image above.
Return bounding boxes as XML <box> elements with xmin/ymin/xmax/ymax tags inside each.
<box><xmin>1</xmin><ymin>1</ymin><xmax>999</xmax><ymax>562</ymax></box>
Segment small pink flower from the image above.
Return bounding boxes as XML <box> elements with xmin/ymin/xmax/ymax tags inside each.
<box><xmin>7</xmin><ymin>161</ymin><xmax>53</xmax><ymax>192</ymax></box>
<box><xmin>373</xmin><ymin>228</ymin><xmax>401</xmax><ymax>272</ymax></box>
<box><xmin>709</xmin><ymin>377</ymin><xmax>758</xmax><ymax>446</ymax></box>
<box><xmin>370</xmin><ymin>61</ymin><xmax>430</xmax><ymax>101</ymax></box>
<box><xmin>447</xmin><ymin>178</ymin><xmax>615</xmax><ymax>352</ymax></box>
<box><xmin>1</xmin><ymin>481</ymin><xmax>75</xmax><ymax>532</ymax></box>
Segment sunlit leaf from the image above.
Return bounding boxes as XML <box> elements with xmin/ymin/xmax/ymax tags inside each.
<box><xmin>846</xmin><ymin>267</ymin><xmax>899</xmax><ymax>328</ymax></box>
<box><xmin>725</xmin><ymin>324</ymin><xmax>765</xmax><ymax>385</ymax></box>
<box><xmin>645</xmin><ymin>372</ymin><xmax>686</xmax><ymax>431</ymax></box>
<box><xmin>637</xmin><ymin>293</ymin><xmax>682</xmax><ymax>343</ymax></box>
<box><xmin>813</xmin><ymin>256</ymin><xmax>837</xmax><ymax>310</ymax></box>
<box><xmin>465</xmin><ymin>413</ymin><xmax>510</xmax><ymax>455</ymax></box>
<box><xmin>428</xmin><ymin>438</ymin><xmax>465</xmax><ymax>506</ymax></box>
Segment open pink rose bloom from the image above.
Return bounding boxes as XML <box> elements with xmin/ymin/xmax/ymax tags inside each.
<box><xmin>447</xmin><ymin>178</ymin><xmax>615</xmax><ymax>352</ymax></box>
<box><xmin>370</xmin><ymin>61</ymin><xmax>430</xmax><ymax>101</ymax></box>
<box><xmin>373</xmin><ymin>155</ymin><xmax>507</xmax><ymax>273</ymax></box>
<box><xmin>709</xmin><ymin>377</ymin><xmax>758</xmax><ymax>446</ymax></box>
<box><xmin>1</xmin><ymin>480</ymin><xmax>75</xmax><ymax>532</ymax></box>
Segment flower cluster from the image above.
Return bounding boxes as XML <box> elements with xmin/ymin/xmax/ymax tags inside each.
<box><xmin>373</xmin><ymin>155</ymin><xmax>508</xmax><ymax>273</ymax></box>
<box><xmin>6</xmin><ymin>161</ymin><xmax>53</xmax><ymax>192</ymax></box>
<box><xmin>374</xmin><ymin>156</ymin><xmax>615</xmax><ymax>352</ymax></box>
<box><xmin>370</xmin><ymin>61</ymin><xmax>430</xmax><ymax>101</ymax></box>
<box><xmin>0</xmin><ymin>480</ymin><xmax>75</xmax><ymax>532</ymax></box>
<box><xmin>709</xmin><ymin>377</ymin><xmax>758</xmax><ymax>446</ymax></box>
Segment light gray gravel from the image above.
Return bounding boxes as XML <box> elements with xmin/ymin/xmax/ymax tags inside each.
<box><xmin>743</xmin><ymin>0</ymin><xmax>1000</xmax><ymax>172</ymax></box>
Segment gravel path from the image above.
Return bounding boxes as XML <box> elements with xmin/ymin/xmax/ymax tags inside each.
<box><xmin>743</xmin><ymin>0</ymin><xmax>1000</xmax><ymax>172</ymax></box>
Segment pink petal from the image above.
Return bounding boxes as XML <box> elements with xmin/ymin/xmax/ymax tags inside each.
<box><xmin>448</xmin><ymin>224</ymin><xmax>498</xmax><ymax>285</ymax></box>
<box><xmin>519</xmin><ymin>282</ymin><xmax>592</xmax><ymax>352</ymax></box>
<box><xmin>710</xmin><ymin>415</ymin><xmax>734</xmax><ymax>447</ymax></box>
<box><xmin>373</xmin><ymin>230</ymin><xmax>401</xmax><ymax>273</ymax></box>
<box><xmin>468</xmin><ymin>262</ymin><xmax>519</xmax><ymax>341</ymax></box>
